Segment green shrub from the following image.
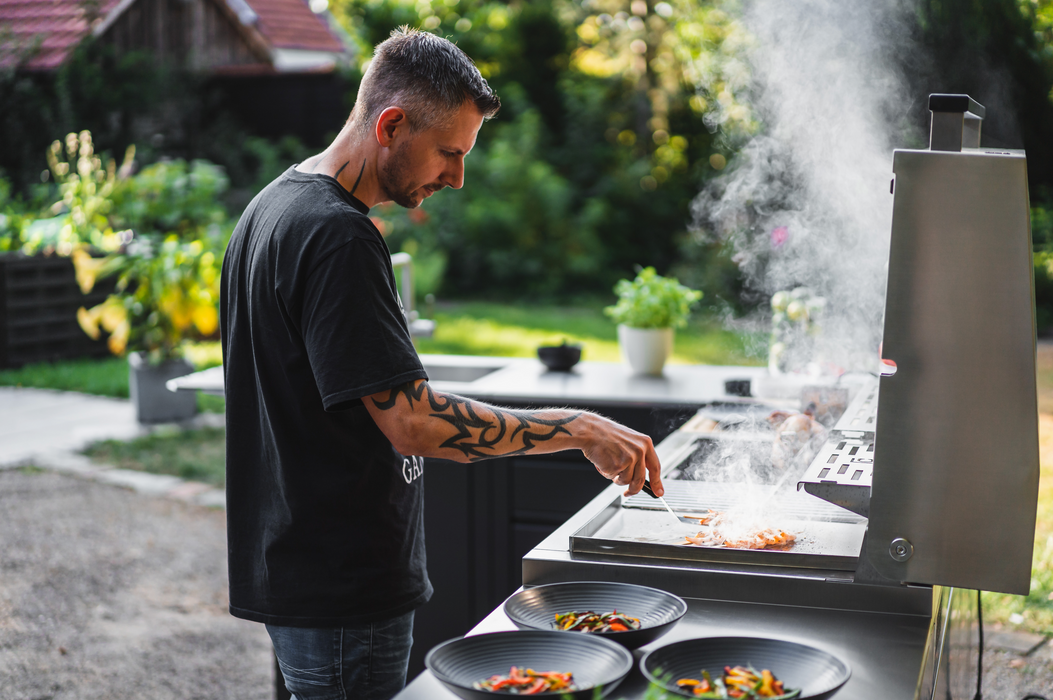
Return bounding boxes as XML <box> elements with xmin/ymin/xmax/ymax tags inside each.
<box><xmin>112</xmin><ymin>159</ymin><xmax>229</xmax><ymax>236</ymax></box>
<box><xmin>1035</xmin><ymin>251</ymin><xmax>1053</xmax><ymax>332</ymax></box>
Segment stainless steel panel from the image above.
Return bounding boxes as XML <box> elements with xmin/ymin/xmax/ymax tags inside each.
<box><xmin>871</xmin><ymin>147</ymin><xmax>1039</xmax><ymax>594</ymax></box>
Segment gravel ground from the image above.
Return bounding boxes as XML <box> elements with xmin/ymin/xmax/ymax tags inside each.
<box><xmin>983</xmin><ymin>645</ymin><xmax>1053</xmax><ymax>700</ymax></box>
<box><xmin>0</xmin><ymin>467</ymin><xmax>1049</xmax><ymax>700</ymax></box>
<box><xmin>0</xmin><ymin>468</ymin><xmax>272</xmax><ymax>700</ymax></box>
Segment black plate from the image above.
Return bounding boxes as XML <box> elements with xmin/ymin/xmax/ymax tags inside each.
<box><xmin>640</xmin><ymin>636</ymin><xmax>851</xmax><ymax>700</ymax></box>
<box><xmin>425</xmin><ymin>630</ymin><xmax>632</xmax><ymax>699</ymax></box>
<box><xmin>504</xmin><ymin>581</ymin><xmax>688</xmax><ymax>650</ymax></box>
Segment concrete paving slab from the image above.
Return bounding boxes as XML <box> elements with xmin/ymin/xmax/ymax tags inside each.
<box><xmin>0</xmin><ymin>387</ymin><xmax>229</xmax><ymax>511</ymax></box>
<box><xmin>987</xmin><ymin>629</ymin><xmax>1049</xmax><ymax>655</ymax></box>
<box><xmin>0</xmin><ymin>387</ymin><xmax>140</xmax><ymax>466</ymax></box>
<box><xmin>30</xmin><ymin>450</ymin><xmax>110</xmax><ymax>475</ymax></box>
<box><xmin>94</xmin><ymin>469</ymin><xmax>183</xmax><ymax>496</ymax></box>
<box><xmin>195</xmin><ymin>489</ymin><xmax>227</xmax><ymax>509</ymax></box>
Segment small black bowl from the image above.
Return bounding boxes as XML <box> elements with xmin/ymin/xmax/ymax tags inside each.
<box><xmin>425</xmin><ymin>630</ymin><xmax>632</xmax><ymax>699</ymax></box>
<box><xmin>640</xmin><ymin>636</ymin><xmax>851</xmax><ymax>700</ymax></box>
<box><xmin>537</xmin><ymin>343</ymin><xmax>582</xmax><ymax>371</ymax></box>
<box><xmin>504</xmin><ymin>581</ymin><xmax>688</xmax><ymax>650</ymax></box>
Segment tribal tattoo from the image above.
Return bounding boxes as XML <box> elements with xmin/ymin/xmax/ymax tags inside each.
<box><xmin>372</xmin><ymin>381</ymin><xmax>580</xmax><ymax>461</ymax></box>
<box><xmin>348</xmin><ymin>159</ymin><xmax>366</xmax><ymax>196</ymax></box>
<box><xmin>333</xmin><ymin>160</ymin><xmax>350</xmax><ymax>179</ymax></box>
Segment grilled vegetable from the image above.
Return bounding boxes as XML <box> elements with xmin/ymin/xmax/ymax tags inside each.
<box><xmin>473</xmin><ymin>666</ymin><xmax>576</xmax><ymax>695</ymax></box>
<box><xmin>674</xmin><ymin>665</ymin><xmax>799</xmax><ymax>698</ymax></box>
<box><xmin>554</xmin><ymin>610</ymin><xmax>641</xmax><ymax>633</ymax></box>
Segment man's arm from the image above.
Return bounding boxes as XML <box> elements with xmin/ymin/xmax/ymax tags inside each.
<box><xmin>363</xmin><ymin>379</ymin><xmax>663</xmax><ymax>497</ymax></box>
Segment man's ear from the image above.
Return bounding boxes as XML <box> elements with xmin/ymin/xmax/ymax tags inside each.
<box><xmin>375</xmin><ymin>107</ymin><xmax>409</xmax><ymax>148</ymax></box>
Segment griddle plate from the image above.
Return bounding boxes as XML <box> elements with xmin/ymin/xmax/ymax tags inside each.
<box><xmin>571</xmin><ymin>480</ymin><xmax>867</xmax><ymax>571</ymax></box>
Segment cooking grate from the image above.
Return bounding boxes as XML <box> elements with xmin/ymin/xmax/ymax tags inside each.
<box><xmin>800</xmin><ymin>437</ymin><xmax>874</xmax><ymax>488</ymax></box>
<box><xmin>832</xmin><ymin>381</ymin><xmax>879</xmax><ymax>434</ymax></box>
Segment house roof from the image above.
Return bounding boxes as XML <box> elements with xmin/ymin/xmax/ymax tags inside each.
<box><xmin>0</xmin><ymin>0</ymin><xmax>345</xmax><ymax>71</ymax></box>
<box><xmin>248</xmin><ymin>0</ymin><xmax>343</xmax><ymax>53</ymax></box>
<box><xmin>0</xmin><ymin>0</ymin><xmax>122</xmax><ymax>71</ymax></box>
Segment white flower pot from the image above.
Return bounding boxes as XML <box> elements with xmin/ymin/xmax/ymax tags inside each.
<box><xmin>617</xmin><ymin>325</ymin><xmax>673</xmax><ymax>375</ymax></box>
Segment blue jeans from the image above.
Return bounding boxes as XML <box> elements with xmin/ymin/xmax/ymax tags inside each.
<box><xmin>266</xmin><ymin>611</ymin><xmax>415</xmax><ymax>700</ymax></box>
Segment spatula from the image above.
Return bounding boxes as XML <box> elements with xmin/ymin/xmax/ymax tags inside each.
<box><xmin>641</xmin><ymin>480</ymin><xmax>701</xmax><ymax>525</ymax></box>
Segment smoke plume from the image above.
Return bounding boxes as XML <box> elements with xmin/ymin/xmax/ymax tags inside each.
<box><xmin>693</xmin><ymin>0</ymin><xmax>923</xmax><ymax>373</ymax></box>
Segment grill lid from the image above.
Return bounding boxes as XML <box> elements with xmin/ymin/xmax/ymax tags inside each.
<box><xmin>869</xmin><ymin>95</ymin><xmax>1039</xmax><ymax>595</ymax></box>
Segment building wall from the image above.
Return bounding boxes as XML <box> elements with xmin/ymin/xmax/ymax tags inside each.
<box><xmin>101</xmin><ymin>0</ymin><xmax>268</xmax><ymax>70</ymax></box>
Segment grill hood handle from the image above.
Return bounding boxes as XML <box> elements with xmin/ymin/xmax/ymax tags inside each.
<box><xmin>928</xmin><ymin>93</ymin><xmax>985</xmax><ymax>151</ymax></box>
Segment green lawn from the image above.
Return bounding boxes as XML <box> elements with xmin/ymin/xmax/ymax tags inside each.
<box><xmin>83</xmin><ymin>426</ymin><xmax>226</xmax><ymax>487</ymax></box>
<box><xmin>980</xmin><ymin>344</ymin><xmax>1053</xmax><ymax>634</ymax></box>
<box><xmin>416</xmin><ymin>302</ymin><xmax>765</xmax><ymax>366</ymax></box>
<box><xmin>0</xmin><ymin>342</ymin><xmax>225</xmax><ymax>412</ymax></box>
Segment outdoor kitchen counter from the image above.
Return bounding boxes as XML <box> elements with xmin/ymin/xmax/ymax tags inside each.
<box><xmin>395</xmin><ymin>429</ymin><xmax>934</xmax><ymax>700</ymax></box>
<box><xmin>166</xmin><ymin>353</ymin><xmax>771</xmax><ymax>406</ymax></box>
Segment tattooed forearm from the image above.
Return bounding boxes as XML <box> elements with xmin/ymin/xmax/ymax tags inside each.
<box><xmin>372</xmin><ymin>382</ymin><xmax>580</xmax><ymax>461</ymax></box>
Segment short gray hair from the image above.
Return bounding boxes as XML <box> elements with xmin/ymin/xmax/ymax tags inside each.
<box><xmin>350</xmin><ymin>27</ymin><xmax>501</xmax><ymax>135</ymax></box>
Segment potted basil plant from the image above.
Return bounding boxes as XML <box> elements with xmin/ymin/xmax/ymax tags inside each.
<box><xmin>604</xmin><ymin>267</ymin><xmax>702</xmax><ymax>375</ymax></box>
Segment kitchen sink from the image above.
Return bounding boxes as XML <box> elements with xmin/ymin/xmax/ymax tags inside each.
<box><xmin>419</xmin><ymin>355</ymin><xmax>515</xmax><ymax>384</ymax></box>
<box><xmin>423</xmin><ymin>364</ymin><xmax>501</xmax><ymax>383</ymax></box>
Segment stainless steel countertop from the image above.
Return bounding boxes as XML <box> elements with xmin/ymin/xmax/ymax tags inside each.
<box><xmin>165</xmin><ymin>354</ymin><xmax>771</xmax><ymax>405</ymax></box>
<box><xmin>395</xmin><ymin>591</ymin><xmax>930</xmax><ymax>699</ymax></box>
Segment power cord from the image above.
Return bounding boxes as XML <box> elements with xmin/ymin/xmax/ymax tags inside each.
<box><xmin>973</xmin><ymin>589</ymin><xmax>983</xmax><ymax>700</ymax></box>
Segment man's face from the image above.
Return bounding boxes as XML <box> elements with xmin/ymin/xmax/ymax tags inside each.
<box><xmin>378</xmin><ymin>101</ymin><xmax>484</xmax><ymax>209</ymax></box>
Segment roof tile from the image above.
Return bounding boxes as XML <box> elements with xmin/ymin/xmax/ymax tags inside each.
<box><xmin>0</xmin><ymin>0</ymin><xmax>344</xmax><ymax>71</ymax></box>
<box><xmin>244</xmin><ymin>0</ymin><xmax>344</xmax><ymax>52</ymax></box>
<box><xmin>0</xmin><ymin>0</ymin><xmax>121</xmax><ymax>70</ymax></box>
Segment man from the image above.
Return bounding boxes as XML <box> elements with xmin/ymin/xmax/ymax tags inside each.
<box><xmin>220</xmin><ymin>27</ymin><xmax>664</xmax><ymax>700</ymax></box>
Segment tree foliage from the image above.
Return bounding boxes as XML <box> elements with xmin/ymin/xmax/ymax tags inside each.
<box><xmin>332</xmin><ymin>0</ymin><xmax>753</xmax><ymax>297</ymax></box>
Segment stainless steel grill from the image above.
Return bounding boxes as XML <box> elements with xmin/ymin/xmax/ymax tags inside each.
<box><xmin>516</xmin><ymin>94</ymin><xmax>1040</xmax><ymax>700</ymax></box>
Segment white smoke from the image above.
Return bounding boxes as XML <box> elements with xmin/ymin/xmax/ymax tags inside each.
<box><xmin>693</xmin><ymin>0</ymin><xmax>923</xmax><ymax>373</ymax></box>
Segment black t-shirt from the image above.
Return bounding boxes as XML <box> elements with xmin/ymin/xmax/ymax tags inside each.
<box><xmin>220</xmin><ymin>166</ymin><xmax>431</xmax><ymax>627</ymax></box>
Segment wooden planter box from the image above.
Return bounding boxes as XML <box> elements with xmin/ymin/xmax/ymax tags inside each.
<box><xmin>0</xmin><ymin>252</ymin><xmax>115</xmax><ymax>368</ymax></box>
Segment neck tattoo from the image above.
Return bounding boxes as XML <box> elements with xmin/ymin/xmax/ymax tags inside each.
<box><xmin>348</xmin><ymin>159</ymin><xmax>366</xmax><ymax>197</ymax></box>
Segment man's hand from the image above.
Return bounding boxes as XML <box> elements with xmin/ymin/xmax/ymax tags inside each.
<box><xmin>577</xmin><ymin>413</ymin><xmax>664</xmax><ymax>498</ymax></box>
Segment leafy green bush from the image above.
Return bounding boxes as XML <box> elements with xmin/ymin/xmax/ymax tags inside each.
<box><xmin>0</xmin><ymin>128</ymin><xmax>236</xmax><ymax>363</ymax></box>
<box><xmin>604</xmin><ymin>266</ymin><xmax>702</xmax><ymax>329</ymax></box>
<box><xmin>1035</xmin><ymin>250</ymin><xmax>1053</xmax><ymax>333</ymax></box>
<box><xmin>19</xmin><ymin>132</ymin><xmax>134</xmax><ymax>255</ymax></box>
<box><xmin>0</xmin><ymin>174</ymin><xmax>29</xmax><ymax>251</ymax></box>
<box><xmin>77</xmin><ymin>235</ymin><xmax>221</xmax><ymax>361</ymax></box>
<box><xmin>111</xmin><ymin>158</ymin><xmax>229</xmax><ymax>236</ymax></box>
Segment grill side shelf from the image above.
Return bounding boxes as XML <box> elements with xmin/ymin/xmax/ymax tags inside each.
<box><xmin>798</xmin><ymin>379</ymin><xmax>878</xmax><ymax>518</ymax></box>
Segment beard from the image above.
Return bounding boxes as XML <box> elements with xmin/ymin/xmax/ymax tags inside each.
<box><xmin>379</xmin><ymin>142</ymin><xmax>440</xmax><ymax>209</ymax></box>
